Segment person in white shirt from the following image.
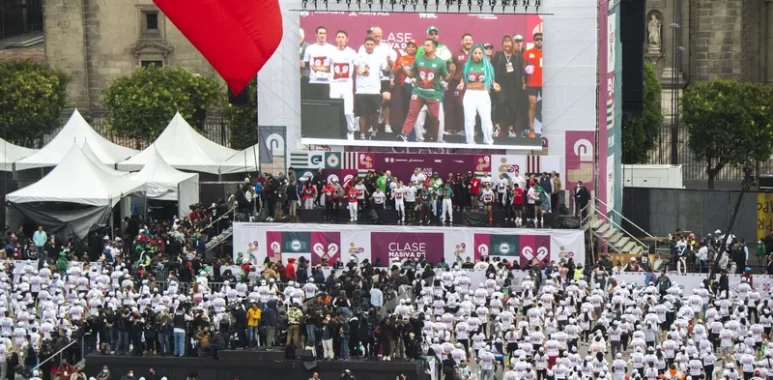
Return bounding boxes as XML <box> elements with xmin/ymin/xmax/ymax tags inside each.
<box><xmin>371</xmin><ymin>187</ymin><xmax>386</xmax><ymax>209</ymax></box>
<box><xmin>354</xmin><ymin>37</ymin><xmax>389</xmax><ymax>140</ymax></box>
<box><xmin>403</xmin><ymin>183</ymin><xmax>417</xmax><ymax>223</ymax></box>
<box><xmin>358</xmin><ymin>26</ymin><xmax>396</xmax><ymax>135</ymax></box>
<box><xmin>303</xmin><ymin>26</ymin><xmax>336</xmax><ymax>100</ymax></box>
<box><xmin>392</xmin><ymin>181</ymin><xmax>406</xmax><ymax>224</ymax></box>
<box><xmin>410</xmin><ymin>168</ymin><xmax>427</xmax><ymax>187</ymax></box>
<box><xmin>319</xmin><ymin>31</ymin><xmax>358</xmax><ymax>139</ymax></box>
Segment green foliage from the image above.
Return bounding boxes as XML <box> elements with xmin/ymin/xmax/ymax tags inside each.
<box><xmin>682</xmin><ymin>80</ymin><xmax>773</xmax><ymax>189</ymax></box>
<box><xmin>224</xmin><ymin>79</ymin><xmax>257</xmax><ymax>150</ymax></box>
<box><xmin>622</xmin><ymin>62</ymin><xmax>664</xmax><ymax>164</ymax></box>
<box><xmin>103</xmin><ymin>65</ymin><xmax>223</xmax><ymax>144</ymax></box>
<box><xmin>0</xmin><ymin>60</ymin><xmax>68</xmax><ymax>147</ymax></box>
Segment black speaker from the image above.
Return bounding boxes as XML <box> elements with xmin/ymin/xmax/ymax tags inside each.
<box><xmin>229</xmin><ymin>88</ymin><xmax>250</xmax><ymax>106</ymax></box>
<box><xmin>301</xmin><ymin>99</ymin><xmax>347</xmax><ymax>139</ymax></box>
<box><xmin>758</xmin><ymin>175</ymin><xmax>773</xmax><ymax>191</ymax></box>
<box><xmin>620</xmin><ymin>0</ymin><xmax>645</xmax><ymax>116</ymax></box>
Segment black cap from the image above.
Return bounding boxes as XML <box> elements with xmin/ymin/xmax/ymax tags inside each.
<box><xmin>483</xmin><ymin>43</ymin><xmax>493</xmax><ymax>49</ymax></box>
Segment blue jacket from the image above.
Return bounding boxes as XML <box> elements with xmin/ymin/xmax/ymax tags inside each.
<box><xmin>262</xmin><ymin>301</ymin><xmax>278</xmax><ymax>327</ymax></box>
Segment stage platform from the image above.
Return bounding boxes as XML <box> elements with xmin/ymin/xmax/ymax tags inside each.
<box><xmin>84</xmin><ymin>350</ymin><xmax>426</xmax><ymax>380</ymax></box>
<box><xmin>298</xmin><ymin>206</ymin><xmax>573</xmax><ymax>229</ymax></box>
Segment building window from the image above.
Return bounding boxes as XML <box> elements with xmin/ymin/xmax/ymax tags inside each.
<box><xmin>144</xmin><ymin>11</ymin><xmax>159</xmax><ymax>33</ymax></box>
<box><xmin>141</xmin><ymin>60</ymin><xmax>164</xmax><ymax>68</ymax></box>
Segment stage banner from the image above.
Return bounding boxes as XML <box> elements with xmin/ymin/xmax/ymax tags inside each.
<box><xmin>290</xmin><ymin>151</ymin><xmax>562</xmax><ymax>184</ymax></box>
<box><xmin>234</xmin><ymin>223</ymin><xmax>586</xmax><ymax>266</ymax></box>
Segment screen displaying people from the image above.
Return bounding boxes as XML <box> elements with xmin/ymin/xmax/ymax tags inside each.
<box><xmin>300</xmin><ymin>13</ymin><xmax>543</xmax><ymax>148</ymax></box>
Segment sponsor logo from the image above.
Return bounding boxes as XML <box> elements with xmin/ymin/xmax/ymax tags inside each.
<box><xmin>348</xmin><ymin>242</ymin><xmax>365</xmax><ymax>255</ymax></box>
<box><xmin>313</xmin><ymin>242</ymin><xmax>339</xmax><ymax>259</ymax></box>
<box><xmin>310</xmin><ymin>154</ymin><xmax>324</xmax><ymax>166</ymax></box>
<box><xmin>477</xmin><ymin>243</ymin><xmax>489</xmax><ymax>258</ymax></box>
<box><xmin>290</xmin><ymin>240</ymin><xmax>302</xmax><ymax>252</ymax></box>
<box><xmin>327</xmin><ymin>154</ymin><xmax>340</xmax><ymax>167</ymax></box>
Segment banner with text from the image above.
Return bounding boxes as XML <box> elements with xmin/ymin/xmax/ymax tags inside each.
<box><xmin>233</xmin><ymin>223</ymin><xmax>585</xmax><ymax>266</ymax></box>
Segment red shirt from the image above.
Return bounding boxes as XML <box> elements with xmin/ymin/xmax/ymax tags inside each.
<box><xmin>523</xmin><ymin>47</ymin><xmax>543</xmax><ymax>88</ymax></box>
<box><xmin>302</xmin><ymin>186</ymin><xmax>316</xmax><ymax>200</ymax></box>
<box><xmin>323</xmin><ymin>185</ymin><xmax>337</xmax><ymax>199</ymax></box>
<box><xmin>347</xmin><ymin>188</ymin><xmax>359</xmax><ymax>203</ymax></box>
<box><xmin>469</xmin><ymin>178</ymin><xmax>481</xmax><ymax>195</ymax></box>
<box><xmin>514</xmin><ymin>188</ymin><xmax>524</xmax><ymax>205</ymax></box>
<box><xmin>451</xmin><ymin>49</ymin><xmax>470</xmax><ymax>82</ymax></box>
<box><xmin>285</xmin><ymin>263</ymin><xmax>296</xmax><ymax>280</ymax></box>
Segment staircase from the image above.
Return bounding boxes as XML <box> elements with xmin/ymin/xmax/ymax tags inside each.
<box><xmin>583</xmin><ymin>199</ymin><xmax>654</xmax><ymax>257</ymax></box>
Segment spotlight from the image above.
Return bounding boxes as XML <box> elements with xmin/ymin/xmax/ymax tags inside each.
<box><xmin>523</xmin><ymin>0</ymin><xmax>530</xmax><ymax>11</ymax></box>
<box><xmin>535</xmin><ymin>0</ymin><xmax>541</xmax><ymax>11</ymax></box>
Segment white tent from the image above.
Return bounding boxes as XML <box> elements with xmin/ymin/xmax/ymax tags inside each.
<box><xmin>7</xmin><ymin>145</ymin><xmax>144</xmax><ymax>239</ymax></box>
<box><xmin>15</xmin><ymin>109</ymin><xmax>138</xmax><ymax>171</ymax></box>
<box><xmin>118</xmin><ymin>112</ymin><xmax>239</xmax><ymax>174</ymax></box>
<box><xmin>128</xmin><ymin>147</ymin><xmax>200</xmax><ymax>217</ymax></box>
<box><xmin>81</xmin><ymin>141</ymin><xmax>131</xmax><ymax>177</ymax></box>
<box><xmin>219</xmin><ymin>143</ymin><xmax>260</xmax><ymax>174</ymax></box>
<box><xmin>0</xmin><ymin>138</ymin><xmax>37</xmax><ymax>171</ymax></box>
<box><xmin>8</xmin><ymin>144</ymin><xmax>143</xmax><ymax>207</ymax></box>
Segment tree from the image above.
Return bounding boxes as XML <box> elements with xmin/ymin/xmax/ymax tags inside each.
<box><xmin>682</xmin><ymin>80</ymin><xmax>773</xmax><ymax>189</ymax></box>
<box><xmin>223</xmin><ymin>79</ymin><xmax>257</xmax><ymax>150</ymax></box>
<box><xmin>103</xmin><ymin>65</ymin><xmax>222</xmax><ymax>145</ymax></box>
<box><xmin>0</xmin><ymin>60</ymin><xmax>68</xmax><ymax>147</ymax></box>
<box><xmin>622</xmin><ymin>62</ymin><xmax>663</xmax><ymax>164</ymax></box>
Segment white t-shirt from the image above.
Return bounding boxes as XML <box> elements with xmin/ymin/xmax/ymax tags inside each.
<box><xmin>357</xmin><ymin>43</ymin><xmax>396</xmax><ymax>81</ymax></box>
<box><xmin>325</xmin><ymin>46</ymin><xmax>358</xmax><ymax>84</ymax></box>
<box><xmin>355</xmin><ymin>51</ymin><xmax>387</xmax><ymax>94</ymax></box>
<box><xmin>372</xmin><ymin>191</ymin><xmax>386</xmax><ymax>204</ymax></box>
<box><xmin>404</xmin><ymin>186</ymin><xmax>417</xmax><ymax>202</ymax></box>
<box><xmin>304</xmin><ymin>43</ymin><xmax>336</xmax><ymax>84</ymax></box>
<box><xmin>392</xmin><ymin>186</ymin><xmax>405</xmax><ymax>201</ymax></box>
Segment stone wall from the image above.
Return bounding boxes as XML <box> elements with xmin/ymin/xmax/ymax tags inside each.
<box><xmin>690</xmin><ymin>0</ymin><xmax>743</xmax><ymax>81</ymax></box>
<box><xmin>43</xmin><ymin>0</ymin><xmax>223</xmax><ymax>111</ymax></box>
<box><xmin>43</xmin><ymin>0</ymin><xmax>88</xmax><ymax>110</ymax></box>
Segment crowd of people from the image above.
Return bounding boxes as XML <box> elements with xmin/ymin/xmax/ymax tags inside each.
<box><xmin>232</xmin><ymin>168</ymin><xmax>591</xmax><ymax>229</ymax></box>
<box><xmin>300</xmin><ymin>25</ymin><xmax>543</xmax><ymax>144</ymax></box>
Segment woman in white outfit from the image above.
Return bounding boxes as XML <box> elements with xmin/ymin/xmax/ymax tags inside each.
<box><xmin>456</xmin><ymin>44</ymin><xmax>500</xmax><ymax>145</ymax></box>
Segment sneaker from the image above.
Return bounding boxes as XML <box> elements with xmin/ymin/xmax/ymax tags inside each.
<box><xmin>384</xmin><ymin>125</ymin><xmax>393</xmax><ymax>133</ymax></box>
<box><xmin>508</xmin><ymin>130</ymin><xmax>516</xmax><ymax>138</ymax></box>
<box><xmin>529</xmin><ymin>130</ymin><xmax>536</xmax><ymax>138</ymax></box>
<box><xmin>360</xmin><ymin>133</ymin><xmax>367</xmax><ymax>140</ymax></box>
<box><xmin>347</xmin><ymin>132</ymin><xmax>355</xmax><ymax>141</ymax></box>
<box><xmin>397</xmin><ymin>133</ymin><xmax>408</xmax><ymax>142</ymax></box>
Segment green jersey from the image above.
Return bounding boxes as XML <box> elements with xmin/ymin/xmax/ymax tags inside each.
<box><xmin>419</xmin><ymin>191</ymin><xmax>431</xmax><ymax>206</ymax></box>
<box><xmin>411</xmin><ymin>54</ymin><xmax>449</xmax><ymax>101</ymax></box>
<box><xmin>440</xmin><ymin>188</ymin><xmax>453</xmax><ymax>199</ymax></box>
<box><xmin>377</xmin><ymin>175</ymin><xmax>387</xmax><ymax>192</ymax></box>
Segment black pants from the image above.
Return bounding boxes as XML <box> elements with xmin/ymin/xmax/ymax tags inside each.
<box><xmin>326</xmin><ymin>200</ymin><xmax>336</xmax><ymax>221</ymax></box>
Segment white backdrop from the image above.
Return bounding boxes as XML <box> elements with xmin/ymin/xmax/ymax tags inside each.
<box><xmin>233</xmin><ymin>222</ymin><xmax>585</xmax><ymax>267</ymax></box>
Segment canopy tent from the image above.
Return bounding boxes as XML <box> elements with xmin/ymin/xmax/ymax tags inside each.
<box><xmin>218</xmin><ymin>143</ymin><xmax>260</xmax><ymax>174</ymax></box>
<box><xmin>7</xmin><ymin>145</ymin><xmax>144</xmax><ymax>239</ymax></box>
<box><xmin>118</xmin><ymin>112</ymin><xmax>239</xmax><ymax>174</ymax></box>
<box><xmin>15</xmin><ymin>110</ymin><xmax>138</xmax><ymax>171</ymax></box>
<box><xmin>0</xmin><ymin>138</ymin><xmax>37</xmax><ymax>171</ymax></box>
<box><xmin>127</xmin><ymin>147</ymin><xmax>200</xmax><ymax>217</ymax></box>
<box><xmin>81</xmin><ymin>141</ymin><xmax>131</xmax><ymax>177</ymax></box>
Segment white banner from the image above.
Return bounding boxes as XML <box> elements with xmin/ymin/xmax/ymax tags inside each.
<box><xmin>233</xmin><ymin>223</ymin><xmax>585</xmax><ymax>267</ymax></box>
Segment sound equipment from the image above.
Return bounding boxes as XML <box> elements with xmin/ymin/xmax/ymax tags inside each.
<box><xmin>229</xmin><ymin>88</ymin><xmax>250</xmax><ymax>106</ymax></box>
<box><xmin>620</xmin><ymin>0</ymin><xmax>645</xmax><ymax>116</ymax></box>
<box><xmin>301</xmin><ymin>99</ymin><xmax>347</xmax><ymax>139</ymax></box>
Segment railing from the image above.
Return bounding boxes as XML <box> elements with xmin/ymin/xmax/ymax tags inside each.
<box><xmin>584</xmin><ymin>202</ymin><xmax>649</xmax><ymax>256</ymax></box>
<box><xmin>33</xmin><ymin>336</ymin><xmax>82</xmax><ymax>372</ymax></box>
<box><xmin>596</xmin><ymin>198</ymin><xmax>658</xmax><ymax>252</ymax></box>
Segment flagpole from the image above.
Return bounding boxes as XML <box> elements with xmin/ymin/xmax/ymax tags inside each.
<box><xmin>255</xmin><ymin>74</ymin><xmax>261</xmax><ymax>177</ymax></box>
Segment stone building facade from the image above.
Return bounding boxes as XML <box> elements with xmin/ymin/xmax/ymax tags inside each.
<box><xmin>43</xmin><ymin>0</ymin><xmax>221</xmax><ymax>113</ymax></box>
<box><xmin>646</xmin><ymin>0</ymin><xmax>773</xmax><ymax>119</ymax></box>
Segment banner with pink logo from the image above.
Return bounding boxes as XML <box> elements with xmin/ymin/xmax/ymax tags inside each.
<box><xmin>234</xmin><ymin>223</ymin><xmax>585</xmax><ymax>267</ymax></box>
<box><xmin>370</xmin><ymin>232</ymin><xmax>445</xmax><ymax>264</ymax></box>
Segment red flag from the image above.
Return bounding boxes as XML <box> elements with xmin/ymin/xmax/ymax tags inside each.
<box><xmin>154</xmin><ymin>0</ymin><xmax>283</xmax><ymax>94</ymax></box>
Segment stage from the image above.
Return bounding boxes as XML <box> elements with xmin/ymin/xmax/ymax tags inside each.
<box><xmin>84</xmin><ymin>350</ymin><xmax>426</xmax><ymax>380</ymax></box>
<box><xmin>297</xmin><ymin>206</ymin><xmax>572</xmax><ymax>229</ymax></box>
